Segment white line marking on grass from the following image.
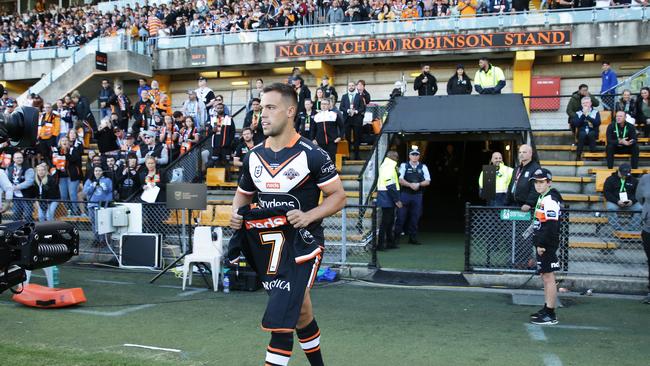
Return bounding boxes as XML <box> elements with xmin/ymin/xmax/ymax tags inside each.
<box><xmin>543</xmin><ymin>353</ymin><xmax>563</xmax><ymax>366</ymax></box>
<box><xmin>123</xmin><ymin>344</ymin><xmax>181</xmax><ymax>353</ymax></box>
<box><xmin>552</xmin><ymin>324</ymin><xmax>610</xmax><ymax>331</ymax></box>
<box><xmin>70</xmin><ymin>304</ymin><xmax>155</xmax><ymax>317</ymax></box>
<box><xmin>525</xmin><ymin>323</ymin><xmax>547</xmax><ymax>341</ymax></box>
<box><xmin>177</xmin><ymin>288</ymin><xmax>208</xmax><ymax>297</ymax></box>
<box><xmin>86</xmin><ymin>279</ymin><xmax>135</xmax><ymax>285</ymax></box>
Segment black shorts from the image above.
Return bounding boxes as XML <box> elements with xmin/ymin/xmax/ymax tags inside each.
<box><xmin>536</xmin><ymin>247</ymin><xmax>560</xmax><ymax>273</ymax></box>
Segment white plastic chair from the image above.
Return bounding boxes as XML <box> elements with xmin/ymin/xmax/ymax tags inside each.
<box><xmin>182</xmin><ymin>226</ymin><xmax>223</xmax><ymax>292</ymax></box>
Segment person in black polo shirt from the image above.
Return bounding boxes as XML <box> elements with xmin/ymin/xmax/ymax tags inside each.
<box><xmin>296</xmin><ymin>99</ymin><xmax>316</xmax><ymax>138</ymax></box>
<box><xmin>243</xmin><ymin>98</ymin><xmax>265</xmax><ymax>145</ymax></box>
<box><xmin>603</xmin><ymin>163</ymin><xmax>642</xmax><ymax>231</ymax></box>
<box><xmin>395</xmin><ymin>147</ymin><xmax>431</xmax><ymax>245</ymax></box>
<box><xmin>606</xmin><ymin>110</ymin><xmax>639</xmax><ymax>169</ymax></box>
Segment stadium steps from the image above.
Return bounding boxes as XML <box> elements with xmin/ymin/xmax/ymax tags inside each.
<box><xmin>612</xmin><ymin>230</ymin><xmax>642</xmax><ymax>240</ymax></box>
<box><xmin>569</xmin><ymin>236</ymin><xmax>618</xmax><ymax>249</ymax></box>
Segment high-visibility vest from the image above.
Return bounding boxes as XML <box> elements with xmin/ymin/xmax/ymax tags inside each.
<box><xmin>474</xmin><ymin>65</ymin><xmax>506</xmax><ymax>89</ymax></box>
<box><xmin>377</xmin><ymin>158</ymin><xmax>400</xmax><ymax>191</ymax></box>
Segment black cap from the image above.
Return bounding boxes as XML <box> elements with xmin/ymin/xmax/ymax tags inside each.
<box><xmin>619</xmin><ymin>163</ymin><xmax>632</xmax><ymax>176</ymax></box>
<box><xmin>530</xmin><ymin>168</ymin><xmax>553</xmax><ymax>181</ymax></box>
<box><xmin>2</xmin><ymin>90</ymin><xmax>7</xmax><ymax>95</ymax></box>
<box><xmin>198</xmin><ymin>76</ymin><xmax>207</xmax><ymax>81</ymax></box>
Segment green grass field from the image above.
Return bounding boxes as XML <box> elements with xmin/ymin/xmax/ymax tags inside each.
<box><xmin>378</xmin><ymin>232</ymin><xmax>465</xmax><ymax>272</ymax></box>
<box><xmin>1</xmin><ymin>265</ymin><xmax>648</xmax><ymax>366</ymax></box>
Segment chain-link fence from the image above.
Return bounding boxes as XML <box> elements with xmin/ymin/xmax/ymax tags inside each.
<box><xmin>466</xmin><ymin>205</ymin><xmax>648</xmax><ymax>279</ymax></box>
<box><xmin>3</xmin><ymin>199</ymin><xmax>375</xmax><ymax>268</ymax></box>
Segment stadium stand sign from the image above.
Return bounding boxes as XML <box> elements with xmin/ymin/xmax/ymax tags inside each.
<box><xmin>190</xmin><ymin>48</ymin><xmax>207</xmax><ymax>66</ymax></box>
<box><xmin>499</xmin><ymin>209</ymin><xmax>531</xmax><ymax>221</ymax></box>
<box><xmin>276</xmin><ymin>30</ymin><xmax>571</xmax><ymax>58</ymax></box>
<box><xmin>95</xmin><ymin>51</ymin><xmax>108</xmax><ymax>71</ymax></box>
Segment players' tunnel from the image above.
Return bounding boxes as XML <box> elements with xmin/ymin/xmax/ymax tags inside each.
<box><xmin>377</xmin><ymin>94</ymin><xmax>533</xmax><ymax>271</ymax></box>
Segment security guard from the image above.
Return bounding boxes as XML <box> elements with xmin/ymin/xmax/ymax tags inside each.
<box><xmin>395</xmin><ymin>146</ymin><xmax>431</xmax><ymax>245</ymax></box>
<box><xmin>376</xmin><ymin>151</ymin><xmax>402</xmax><ymax>250</ymax></box>
<box><xmin>478</xmin><ymin>151</ymin><xmax>514</xmax><ymax>206</ymax></box>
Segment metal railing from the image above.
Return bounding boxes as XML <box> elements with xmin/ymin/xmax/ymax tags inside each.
<box><xmin>465</xmin><ymin>205</ymin><xmax>648</xmax><ymax>279</ymax></box>
<box><xmin>1</xmin><ymin>199</ymin><xmax>374</xmax><ymax>267</ymax></box>
<box><xmin>602</xmin><ymin>65</ymin><xmax>650</xmax><ymax>96</ymax></box>
<box><xmin>2</xmin><ymin>6</ymin><xmax>646</xmax><ymax>63</ymax></box>
<box><xmin>358</xmin><ymin>103</ymin><xmax>391</xmax><ymax>206</ymax></box>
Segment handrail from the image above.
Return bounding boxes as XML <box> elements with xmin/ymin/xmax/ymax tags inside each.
<box><xmin>601</xmin><ymin>65</ymin><xmax>650</xmax><ymax>95</ymax></box>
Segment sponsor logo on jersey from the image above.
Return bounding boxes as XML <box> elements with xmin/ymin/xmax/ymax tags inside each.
<box><xmin>299</xmin><ymin>141</ymin><xmax>313</xmax><ymax>150</ymax></box>
<box><xmin>262</xmin><ymin>279</ymin><xmax>291</xmax><ymax>292</ymax></box>
<box><xmin>245</xmin><ymin>215</ymin><xmax>288</xmax><ymax>229</ymax></box>
<box><xmin>547</xmin><ymin>211</ymin><xmax>557</xmax><ymax>218</ymax></box>
<box><xmin>283</xmin><ymin>168</ymin><xmax>300</xmax><ymax>180</ymax></box>
<box><xmin>550</xmin><ymin>262</ymin><xmax>560</xmax><ymax>269</ymax></box>
<box><xmin>258</xmin><ymin>193</ymin><xmax>301</xmax><ymax>209</ymax></box>
<box><xmin>321</xmin><ymin>162</ymin><xmax>336</xmax><ymax>174</ymax></box>
<box><xmin>254</xmin><ymin>165</ymin><xmax>262</xmax><ymax>178</ymax></box>
<box><xmin>266</xmin><ymin>182</ymin><xmax>281</xmax><ymax>189</ymax></box>
<box><xmin>318</xmin><ymin>148</ymin><xmax>331</xmax><ymax>162</ymax></box>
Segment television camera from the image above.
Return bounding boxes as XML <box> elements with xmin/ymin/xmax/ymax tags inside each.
<box><xmin>0</xmin><ymin>84</ymin><xmax>79</xmax><ymax>294</ymax></box>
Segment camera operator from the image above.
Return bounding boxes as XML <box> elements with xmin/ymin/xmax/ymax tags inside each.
<box><xmin>7</xmin><ymin>151</ymin><xmax>35</xmax><ymax>222</ymax></box>
<box><xmin>36</xmin><ymin>103</ymin><xmax>60</xmax><ymax>165</ymax></box>
<box><xmin>83</xmin><ymin>165</ymin><xmax>113</xmax><ymax>245</ymax></box>
<box><xmin>117</xmin><ymin>153</ymin><xmax>141</xmax><ymax>201</ymax></box>
<box><xmin>34</xmin><ymin>162</ymin><xmax>60</xmax><ymax>222</ymax></box>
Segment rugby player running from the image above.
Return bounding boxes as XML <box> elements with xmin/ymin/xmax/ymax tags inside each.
<box><xmin>230</xmin><ymin>83</ymin><xmax>346</xmax><ymax>366</ymax></box>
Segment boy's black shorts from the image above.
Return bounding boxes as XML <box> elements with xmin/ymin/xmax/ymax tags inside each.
<box><xmin>536</xmin><ymin>246</ymin><xmax>560</xmax><ymax>273</ymax></box>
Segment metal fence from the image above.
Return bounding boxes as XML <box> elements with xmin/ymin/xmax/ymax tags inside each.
<box><xmin>3</xmin><ymin>198</ymin><xmax>374</xmax><ymax>268</ymax></box>
<box><xmin>466</xmin><ymin>205</ymin><xmax>648</xmax><ymax>279</ymax></box>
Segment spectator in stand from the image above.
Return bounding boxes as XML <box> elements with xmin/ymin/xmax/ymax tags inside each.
<box><xmin>600</xmin><ymin>61</ymin><xmax>618</xmax><ymax>111</ymax></box>
<box><xmin>137</xmin><ymin>79</ymin><xmax>151</xmax><ymax>101</ymax></box>
<box><xmin>121</xmin><ymin>133</ymin><xmax>141</xmax><ymax>157</ymax></box>
<box><xmin>104</xmin><ymin>156</ymin><xmax>121</xmax><ymax>197</ymax></box>
<box><xmin>401</xmin><ymin>0</ymin><xmax>420</xmax><ymax>18</ymax></box>
<box><xmin>511</xmin><ymin>0</ymin><xmax>530</xmax><ymax>12</ymax></box>
<box><xmin>51</xmin><ymin>136</ymin><xmax>82</xmax><ymax>216</ymax></box>
<box><xmin>117</xmin><ymin>153</ymin><xmax>141</xmax><ymax>201</ymax></box>
<box><xmin>137</xmin><ymin>130</ymin><xmax>169</xmax><ymax>166</ymax></box>
<box><xmin>54</xmin><ymin>98</ymin><xmax>73</xmax><ymax>142</ymax></box>
<box><xmin>378</xmin><ymin>3</ymin><xmax>397</xmax><ymax>20</ymax></box>
<box><xmin>293</xmin><ymin>77</ymin><xmax>312</xmax><ymax>115</ymax></box>
<box><xmin>326</xmin><ymin>0</ymin><xmax>345</xmax><ymax>23</ymax></box>
<box><xmin>33</xmin><ymin>162</ymin><xmax>60</xmax><ymax>222</ymax></box>
<box><xmin>140</xmin><ymin>156</ymin><xmax>166</xmax><ymax>203</ymax></box>
<box><xmin>96</xmin><ymin>117</ymin><xmax>120</xmax><ymax>155</ymax></box>
<box><xmin>566</xmin><ymin>84</ymin><xmax>600</xmax><ymax>140</ymax></box>
<box><xmin>233</xmin><ymin>127</ymin><xmax>256</xmax><ymax>168</ymax></box>
<box><xmin>312</xmin><ymin>97</ymin><xmax>344</xmax><ymax>163</ymax></box>
<box><xmin>314</xmin><ymin>88</ymin><xmax>325</xmax><ymax>112</ymax></box>
<box><xmin>458</xmin><ymin>0</ymin><xmax>478</xmax><ymax>16</ymax></box>
<box><xmin>447</xmin><ymin>64</ymin><xmax>473</xmax><ymax>95</ymax></box>
<box><xmin>37</xmin><ymin>103</ymin><xmax>60</xmax><ymax>165</ymax></box>
<box><xmin>160</xmin><ymin>115</ymin><xmax>180</xmax><ymax>160</ymax></box>
<box><xmin>249</xmin><ymin>79</ymin><xmax>265</xmax><ymax>108</ymax></box>
<box><xmin>572</xmin><ymin>97</ymin><xmax>601</xmax><ymax>161</ymax></box>
<box><xmin>606</xmin><ymin>111</ymin><xmax>639</xmax><ymax>169</ymax></box>
<box><xmin>575</xmin><ymin>0</ymin><xmax>596</xmax><ymax>7</ymax></box>
<box><xmin>431</xmin><ymin>0</ymin><xmax>451</xmax><ymax>16</ymax></box>
<box><xmin>319</xmin><ymin>76</ymin><xmax>339</xmax><ymax>105</ymax></box>
<box><xmin>474</xmin><ymin>57</ymin><xmax>506</xmax><ymax>94</ymax></box>
<box><xmin>636</xmin><ymin>87</ymin><xmax>650</xmax><ymax>137</ymax></box>
<box><xmin>213</xmin><ymin>94</ymin><xmax>231</xmax><ymax>116</ymax></box>
<box><xmin>634</xmin><ymin>171</ymin><xmax>650</xmax><ymax>304</ymax></box>
<box><xmin>98</xmin><ymin>79</ymin><xmax>115</xmax><ymax>120</ymax></box>
<box><xmin>243</xmin><ymin>98</ymin><xmax>265</xmax><ymax>145</ymax></box>
<box><xmin>206</xmin><ymin>103</ymin><xmax>236</xmax><ymax>168</ymax></box>
<box><xmin>551</xmin><ymin>0</ymin><xmax>574</xmax><ymax>8</ymax></box>
<box><xmin>604</xmin><ymin>163</ymin><xmax>641</xmax><ymax>230</ymax></box>
<box><xmin>8</xmin><ymin>150</ymin><xmax>35</xmax><ymax>222</ymax></box>
<box><xmin>340</xmin><ymin>82</ymin><xmax>366</xmax><ymax>160</ymax></box>
<box><xmin>414</xmin><ymin>64</ymin><xmax>438</xmax><ymax>96</ymax></box>
<box><xmin>71</xmin><ymin>90</ymin><xmax>96</xmax><ymax>136</ymax></box>
<box><xmin>0</xmin><ymin>90</ymin><xmax>11</xmax><ymax>114</ymax></box>
<box><xmin>615</xmin><ymin>89</ymin><xmax>637</xmax><ymax>124</ymax></box>
<box><xmin>132</xmin><ymin>89</ymin><xmax>155</xmax><ymax>137</ymax></box>
<box><xmin>83</xmin><ymin>165</ymin><xmax>113</xmax><ymax>245</ymax></box>
<box><xmin>148</xmin><ymin>10</ymin><xmax>163</xmax><ymax>38</ymax></box>
<box><xmin>196</xmin><ymin>76</ymin><xmax>216</xmax><ymax>115</ymax></box>
<box><xmin>108</xmin><ymin>84</ymin><xmax>131</xmax><ymax>132</ymax></box>
<box><xmin>296</xmin><ymin>99</ymin><xmax>316</xmax><ymax>138</ymax></box>
<box><xmin>179</xmin><ymin>117</ymin><xmax>200</xmax><ymax>155</ymax></box>
<box><xmin>357</xmin><ymin>80</ymin><xmax>372</xmax><ymax>105</ymax></box>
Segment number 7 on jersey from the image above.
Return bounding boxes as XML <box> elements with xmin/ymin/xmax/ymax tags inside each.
<box><xmin>260</xmin><ymin>231</ymin><xmax>285</xmax><ymax>275</ymax></box>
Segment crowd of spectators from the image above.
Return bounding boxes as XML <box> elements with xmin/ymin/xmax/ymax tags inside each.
<box><xmin>1</xmin><ymin>0</ymin><xmax>647</xmax><ymax>52</ymax></box>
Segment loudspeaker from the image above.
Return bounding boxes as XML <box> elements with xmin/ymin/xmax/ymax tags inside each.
<box><xmin>119</xmin><ymin>233</ymin><xmax>162</xmax><ymax>269</ymax></box>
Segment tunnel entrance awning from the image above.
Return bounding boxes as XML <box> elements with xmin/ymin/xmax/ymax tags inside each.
<box><xmin>383</xmin><ymin>94</ymin><xmax>531</xmax><ymax>134</ymax></box>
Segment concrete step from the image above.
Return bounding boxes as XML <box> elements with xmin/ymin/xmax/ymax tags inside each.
<box><xmin>343</xmin><ymin>180</ymin><xmax>360</xmax><ymax>191</ymax></box>
<box><xmin>533</xmin><ymin>131</ymin><xmax>574</xmax><ymax>146</ymax></box>
<box><xmin>341</xmin><ymin>164</ymin><xmax>363</xmax><ymax>175</ymax></box>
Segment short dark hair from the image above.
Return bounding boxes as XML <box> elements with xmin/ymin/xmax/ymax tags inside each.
<box><xmin>602</xmin><ymin>61</ymin><xmax>611</xmax><ymax>65</ymax></box>
<box><xmin>262</xmin><ymin>83</ymin><xmax>298</xmax><ymax>107</ymax></box>
<box><xmin>242</xmin><ymin>127</ymin><xmax>253</xmax><ymax>134</ymax></box>
<box><xmin>215</xmin><ymin>94</ymin><xmax>224</xmax><ymax>100</ymax></box>
<box><xmin>479</xmin><ymin>56</ymin><xmax>489</xmax><ymax>62</ymax></box>
<box><xmin>357</xmin><ymin>79</ymin><xmax>366</xmax><ymax>86</ymax></box>
<box><xmin>578</xmin><ymin>84</ymin><xmax>588</xmax><ymax>90</ymax></box>
<box><xmin>251</xmin><ymin>98</ymin><xmax>261</xmax><ymax>103</ymax></box>
<box><xmin>173</xmin><ymin>111</ymin><xmax>183</xmax><ymax>119</ymax></box>
<box><xmin>102</xmin><ymin>79</ymin><xmax>109</xmax><ymax>83</ymax></box>
<box><xmin>256</xmin><ymin>78</ymin><xmax>264</xmax><ymax>83</ymax></box>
